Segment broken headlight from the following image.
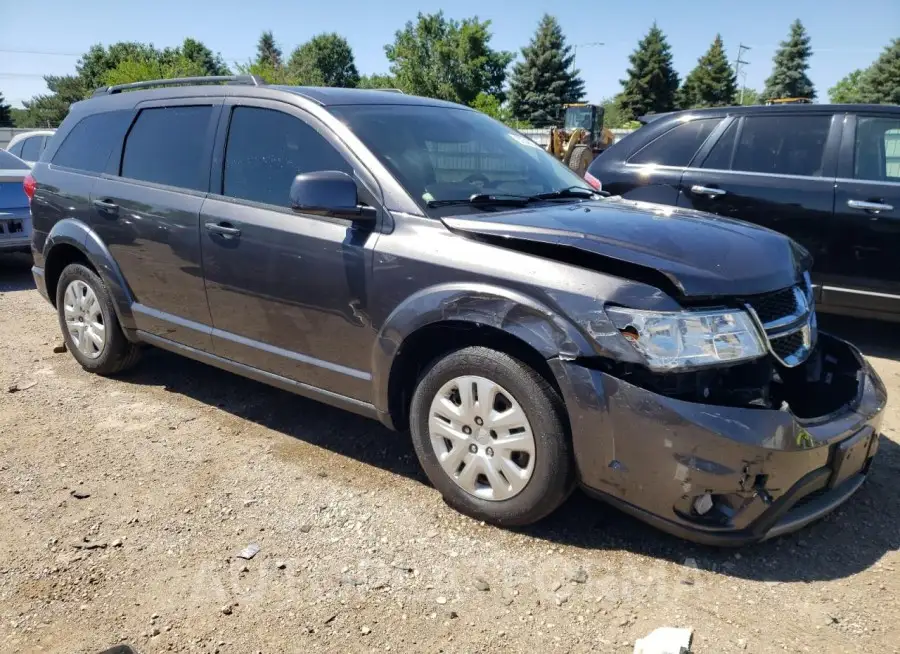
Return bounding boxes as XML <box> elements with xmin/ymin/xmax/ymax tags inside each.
<box><xmin>605</xmin><ymin>306</ymin><xmax>766</xmax><ymax>371</ymax></box>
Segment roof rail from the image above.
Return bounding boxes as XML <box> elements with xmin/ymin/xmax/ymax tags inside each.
<box><xmin>380</xmin><ymin>88</ymin><xmax>405</xmax><ymax>94</ymax></box>
<box><xmin>92</xmin><ymin>75</ymin><xmax>265</xmax><ymax>97</ymax></box>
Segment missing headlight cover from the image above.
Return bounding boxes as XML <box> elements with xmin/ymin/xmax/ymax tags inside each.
<box><xmin>606</xmin><ymin>306</ymin><xmax>766</xmax><ymax>371</ymax></box>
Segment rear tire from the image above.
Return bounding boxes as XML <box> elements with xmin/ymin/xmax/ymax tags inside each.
<box><xmin>409</xmin><ymin>346</ymin><xmax>574</xmax><ymax>527</ymax></box>
<box><xmin>55</xmin><ymin>263</ymin><xmax>141</xmax><ymax>375</ymax></box>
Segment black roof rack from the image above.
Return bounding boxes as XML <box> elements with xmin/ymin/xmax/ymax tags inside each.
<box><xmin>92</xmin><ymin>75</ymin><xmax>265</xmax><ymax>97</ymax></box>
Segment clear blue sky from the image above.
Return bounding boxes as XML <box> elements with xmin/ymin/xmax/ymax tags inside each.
<box><xmin>2</xmin><ymin>0</ymin><xmax>897</xmax><ymax>107</ymax></box>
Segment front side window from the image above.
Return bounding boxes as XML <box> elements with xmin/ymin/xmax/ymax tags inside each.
<box><xmin>628</xmin><ymin>118</ymin><xmax>723</xmax><ymax>167</ymax></box>
<box><xmin>223</xmin><ymin>106</ymin><xmax>351</xmax><ymax>207</ymax></box>
<box><xmin>7</xmin><ymin>140</ymin><xmax>24</xmax><ymax>157</ymax></box>
<box><xmin>731</xmin><ymin>115</ymin><xmax>831</xmax><ymax>177</ymax></box>
<box><xmin>121</xmin><ymin>105</ymin><xmax>214</xmax><ymax>191</ymax></box>
<box><xmin>53</xmin><ymin>110</ymin><xmax>133</xmax><ymax>173</ymax></box>
<box><xmin>854</xmin><ymin>116</ymin><xmax>900</xmax><ymax>182</ymax></box>
<box><xmin>331</xmin><ymin>104</ymin><xmax>591</xmax><ymax>214</ymax></box>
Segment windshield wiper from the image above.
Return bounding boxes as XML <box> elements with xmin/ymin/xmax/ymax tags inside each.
<box><xmin>426</xmin><ymin>187</ymin><xmax>598</xmax><ymax>209</ymax></box>
<box><xmin>426</xmin><ymin>193</ymin><xmax>531</xmax><ymax>208</ymax></box>
<box><xmin>526</xmin><ymin>186</ymin><xmax>597</xmax><ymax>201</ymax></box>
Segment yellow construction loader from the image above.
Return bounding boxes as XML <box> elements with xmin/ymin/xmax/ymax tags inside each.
<box><xmin>545</xmin><ymin>103</ymin><xmax>616</xmax><ymax>177</ymax></box>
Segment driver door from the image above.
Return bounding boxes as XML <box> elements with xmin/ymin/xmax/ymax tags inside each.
<box><xmin>199</xmin><ymin>100</ymin><xmax>382</xmax><ymax>401</ymax></box>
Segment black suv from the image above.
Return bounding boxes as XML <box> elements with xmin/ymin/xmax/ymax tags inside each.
<box><xmin>588</xmin><ymin>104</ymin><xmax>900</xmax><ymax>322</ymax></box>
<box><xmin>26</xmin><ymin>77</ymin><xmax>886</xmax><ymax>545</ymax></box>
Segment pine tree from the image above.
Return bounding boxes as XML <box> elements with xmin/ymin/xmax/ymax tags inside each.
<box><xmin>508</xmin><ymin>14</ymin><xmax>585</xmax><ymax>127</ymax></box>
<box><xmin>256</xmin><ymin>31</ymin><xmax>283</xmax><ymax>68</ymax></box>
<box><xmin>0</xmin><ymin>92</ymin><xmax>12</xmax><ymax>128</ymax></box>
<box><xmin>763</xmin><ymin>20</ymin><xmax>815</xmax><ymax>101</ymax></box>
<box><xmin>677</xmin><ymin>35</ymin><xmax>737</xmax><ymax>109</ymax></box>
<box><xmin>858</xmin><ymin>38</ymin><xmax>900</xmax><ymax>105</ymax></box>
<box><xmin>618</xmin><ymin>23</ymin><xmax>679</xmax><ymax>121</ymax></box>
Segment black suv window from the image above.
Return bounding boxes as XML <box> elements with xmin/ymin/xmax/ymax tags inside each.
<box><xmin>223</xmin><ymin>106</ymin><xmax>350</xmax><ymax>207</ymax></box>
<box><xmin>121</xmin><ymin>106</ymin><xmax>214</xmax><ymax>191</ymax></box>
<box><xmin>700</xmin><ymin>120</ymin><xmax>738</xmax><ymax>170</ymax></box>
<box><xmin>20</xmin><ymin>135</ymin><xmax>46</xmax><ymax>161</ymax></box>
<box><xmin>53</xmin><ymin>110</ymin><xmax>133</xmax><ymax>174</ymax></box>
<box><xmin>628</xmin><ymin>118</ymin><xmax>723</xmax><ymax>167</ymax></box>
<box><xmin>854</xmin><ymin>116</ymin><xmax>900</xmax><ymax>182</ymax></box>
<box><xmin>731</xmin><ymin>114</ymin><xmax>831</xmax><ymax>177</ymax></box>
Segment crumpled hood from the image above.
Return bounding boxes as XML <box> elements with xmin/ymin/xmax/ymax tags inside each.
<box><xmin>441</xmin><ymin>198</ymin><xmax>811</xmax><ymax>298</ymax></box>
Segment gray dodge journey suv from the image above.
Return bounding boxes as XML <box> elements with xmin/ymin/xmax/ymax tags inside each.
<box><xmin>26</xmin><ymin>76</ymin><xmax>886</xmax><ymax>545</ymax></box>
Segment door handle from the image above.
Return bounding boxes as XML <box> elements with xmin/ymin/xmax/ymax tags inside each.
<box><xmin>847</xmin><ymin>199</ymin><xmax>894</xmax><ymax>213</ymax></box>
<box><xmin>690</xmin><ymin>185</ymin><xmax>727</xmax><ymax>197</ymax></box>
<box><xmin>92</xmin><ymin>199</ymin><xmax>119</xmax><ymax>215</ymax></box>
<box><xmin>204</xmin><ymin>221</ymin><xmax>242</xmax><ymax>238</ymax></box>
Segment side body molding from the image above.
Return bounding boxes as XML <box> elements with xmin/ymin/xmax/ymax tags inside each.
<box><xmin>41</xmin><ymin>218</ymin><xmax>136</xmax><ymax>331</ymax></box>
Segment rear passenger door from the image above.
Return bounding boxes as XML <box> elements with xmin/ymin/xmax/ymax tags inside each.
<box><xmin>678</xmin><ymin>112</ymin><xmax>840</xmax><ymax>280</ymax></box>
<box><xmin>90</xmin><ymin>99</ymin><xmax>222</xmax><ymax>351</ymax></box>
<box><xmin>828</xmin><ymin>113</ymin><xmax>900</xmax><ymax>318</ymax></box>
<box><xmin>599</xmin><ymin>116</ymin><xmax>723</xmax><ymax>203</ymax></box>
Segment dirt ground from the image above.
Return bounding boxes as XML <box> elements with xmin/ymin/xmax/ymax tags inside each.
<box><xmin>1</xmin><ymin>252</ymin><xmax>898</xmax><ymax>654</ymax></box>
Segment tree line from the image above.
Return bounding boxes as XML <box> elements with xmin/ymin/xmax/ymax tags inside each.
<box><xmin>1</xmin><ymin>13</ymin><xmax>898</xmax><ymax>130</ymax></box>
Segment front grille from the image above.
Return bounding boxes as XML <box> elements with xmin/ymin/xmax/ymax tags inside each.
<box><xmin>744</xmin><ymin>282</ymin><xmax>815</xmax><ymax>367</ymax></box>
<box><xmin>748</xmin><ymin>287</ymin><xmax>799</xmax><ymax>325</ymax></box>
<box><xmin>771</xmin><ymin>330</ymin><xmax>805</xmax><ymax>360</ymax></box>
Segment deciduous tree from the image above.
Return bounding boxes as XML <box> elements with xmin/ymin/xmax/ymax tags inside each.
<box><xmin>288</xmin><ymin>33</ymin><xmax>360</xmax><ymax>87</ymax></box>
<box><xmin>385</xmin><ymin>11</ymin><xmax>512</xmax><ymax>106</ymax></box>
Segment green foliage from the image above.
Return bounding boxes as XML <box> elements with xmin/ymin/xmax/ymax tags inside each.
<box><xmin>677</xmin><ymin>35</ymin><xmax>737</xmax><ymax>109</ymax></box>
<box><xmin>507</xmin><ymin>14</ymin><xmax>585</xmax><ymax>127</ymax></box>
<box><xmin>288</xmin><ymin>33</ymin><xmax>360</xmax><ymax>87</ymax></box>
<box><xmin>256</xmin><ymin>31</ymin><xmax>283</xmax><ymax>69</ymax></box>
<box><xmin>618</xmin><ymin>23</ymin><xmax>680</xmax><ymax>121</ymax></box>
<box><xmin>736</xmin><ymin>87</ymin><xmax>761</xmax><ymax>105</ymax></box>
<box><xmin>829</xmin><ymin>69</ymin><xmax>865</xmax><ymax>103</ymax></box>
<box><xmin>177</xmin><ymin>38</ymin><xmax>230</xmax><ymax>76</ymax></box>
<box><xmin>10</xmin><ymin>107</ymin><xmax>27</xmax><ymax>127</ymax></box>
<box><xmin>358</xmin><ymin>73</ymin><xmax>399</xmax><ymax>90</ymax></box>
<box><xmin>0</xmin><ymin>92</ymin><xmax>12</xmax><ymax>128</ymax></box>
<box><xmin>235</xmin><ymin>60</ymin><xmax>291</xmax><ymax>84</ymax></box>
<box><xmin>858</xmin><ymin>38</ymin><xmax>900</xmax><ymax>104</ymax></box>
<box><xmin>16</xmin><ymin>39</ymin><xmax>229</xmax><ymax>128</ymax></box>
<box><xmin>763</xmin><ymin>20</ymin><xmax>815</xmax><ymax>101</ymax></box>
<box><xmin>600</xmin><ymin>96</ymin><xmax>630</xmax><ymax>128</ymax></box>
<box><xmin>385</xmin><ymin>11</ymin><xmax>513</xmax><ymax>106</ymax></box>
<box><xmin>103</xmin><ymin>55</ymin><xmax>207</xmax><ymax>87</ymax></box>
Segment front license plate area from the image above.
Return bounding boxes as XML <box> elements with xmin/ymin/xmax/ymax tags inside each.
<box><xmin>830</xmin><ymin>427</ymin><xmax>874</xmax><ymax>488</ymax></box>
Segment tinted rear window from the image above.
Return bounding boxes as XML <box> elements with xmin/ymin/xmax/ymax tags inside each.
<box><xmin>53</xmin><ymin>110</ymin><xmax>133</xmax><ymax>173</ymax></box>
<box><xmin>628</xmin><ymin>118</ymin><xmax>723</xmax><ymax>167</ymax></box>
<box><xmin>0</xmin><ymin>150</ymin><xmax>30</xmax><ymax>170</ymax></box>
<box><xmin>121</xmin><ymin>106</ymin><xmax>214</xmax><ymax>191</ymax></box>
<box><xmin>731</xmin><ymin>115</ymin><xmax>831</xmax><ymax>177</ymax></box>
<box><xmin>20</xmin><ymin>136</ymin><xmax>46</xmax><ymax>161</ymax></box>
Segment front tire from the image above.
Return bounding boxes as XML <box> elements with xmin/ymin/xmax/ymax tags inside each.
<box><xmin>55</xmin><ymin>263</ymin><xmax>141</xmax><ymax>375</ymax></box>
<box><xmin>409</xmin><ymin>346</ymin><xmax>574</xmax><ymax>526</ymax></box>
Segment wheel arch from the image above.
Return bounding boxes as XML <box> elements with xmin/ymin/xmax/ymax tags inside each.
<box><xmin>42</xmin><ymin>218</ymin><xmax>136</xmax><ymax>331</ymax></box>
<box><xmin>373</xmin><ymin>283</ymin><xmax>592</xmax><ymax>430</ymax></box>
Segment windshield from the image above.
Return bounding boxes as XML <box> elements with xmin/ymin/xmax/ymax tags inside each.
<box><xmin>0</xmin><ymin>150</ymin><xmax>29</xmax><ymax>170</ymax></box>
<box><xmin>331</xmin><ymin>104</ymin><xmax>592</xmax><ymax>214</ymax></box>
<box><xmin>564</xmin><ymin>107</ymin><xmax>593</xmax><ymax>131</ymax></box>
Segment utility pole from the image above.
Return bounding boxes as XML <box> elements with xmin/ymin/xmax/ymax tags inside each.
<box><xmin>734</xmin><ymin>43</ymin><xmax>751</xmax><ymax>105</ymax></box>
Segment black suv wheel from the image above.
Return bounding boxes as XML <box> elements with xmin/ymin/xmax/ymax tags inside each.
<box><xmin>409</xmin><ymin>346</ymin><xmax>574</xmax><ymax>526</ymax></box>
<box><xmin>55</xmin><ymin>263</ymin><xmax>141</xmax><ymax>375</ymax></box>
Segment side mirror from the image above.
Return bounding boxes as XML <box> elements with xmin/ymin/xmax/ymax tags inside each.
<box><xmin>289</xmin><ymin>171</ymin><xmax>376</xmax><ymax>224</ymax></box>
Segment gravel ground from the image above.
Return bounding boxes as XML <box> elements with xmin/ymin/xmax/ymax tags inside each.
<box><xmin>1</xmin><ymin>253</ymin><xmax>898</xmax><ymax>654</ymax></box>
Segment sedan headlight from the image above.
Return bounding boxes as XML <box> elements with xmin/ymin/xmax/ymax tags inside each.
<box><xmin>606</xmin><ymin>306</ymin><xmax>766</xmax><ymax>371</ymax></box>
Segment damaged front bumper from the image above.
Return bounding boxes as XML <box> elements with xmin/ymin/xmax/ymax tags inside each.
<box><xmin>552</xmin><ymin>333</ymin><xmax>886</xmax><ymax>546</ymax></box>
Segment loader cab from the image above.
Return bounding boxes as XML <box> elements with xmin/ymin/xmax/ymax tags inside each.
<box><xmin>564</xmin><ymin>104</ymin><xmax>603</xmax><ymax>136</ymax></box>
